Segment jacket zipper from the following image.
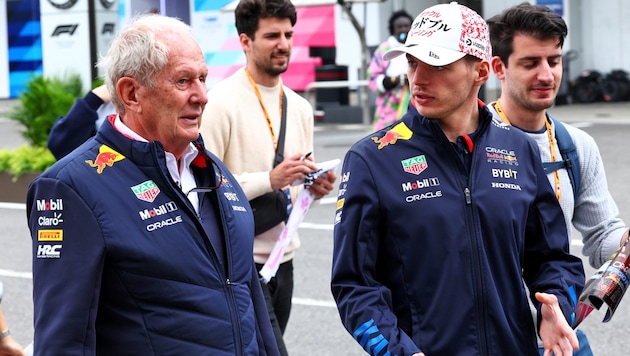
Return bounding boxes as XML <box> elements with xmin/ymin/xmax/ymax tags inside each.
<box><xmin>153</xmin><ymin>144</ymin><xmax>244</xmax><ymax>354</ymax></box>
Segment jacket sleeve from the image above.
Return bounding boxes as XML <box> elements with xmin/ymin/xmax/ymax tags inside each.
<box><xmin>521</xmin><ymin>150</ymin><xmax>585</xmax><ymax>327</ymax></box>
<box><xmin>571</xmin><ymin>130</ymin><xmax>627</xmax><ymax>268</ymax></box>
<box><xmin>47</xmin><ymin>91</ymin><xmax>103</xmax><ymax>160</ymax></box>
<box><xmin>27</xmin><ymin>177</ymin><xmax>105</xmax><ymax>355</ymax></box>
<box><xmin>367</xmin><ymin>44</ymin><xmax>388</xmax><ymax>94</ymax></box>
<box><xmin>331</xmin><ymin>150</ymin><xmax>422</xmax><ymax>356</ymax></box>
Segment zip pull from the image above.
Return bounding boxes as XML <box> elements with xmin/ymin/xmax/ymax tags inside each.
<box><xmin>226</xmin><ymin>278</ymin><xmax>231</xmax><ymax>287</ymax></box>
<box><xmin>464</xmin><ymin>187</ymin><xmax>472</xmax><ymax>205</ymax></box>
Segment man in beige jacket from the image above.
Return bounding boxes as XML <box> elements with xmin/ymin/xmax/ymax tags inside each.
<box><xmin>200</xmin><ymin>0</ymin><xmax>337</xmax><ymax>354</ymax></box>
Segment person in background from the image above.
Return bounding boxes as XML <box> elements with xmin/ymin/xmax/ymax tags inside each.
<box><xmin>27</xmin><ymin>14</ymin><xmax>279</xmax><ymax>355</ymax></box>
<box><xmin>487</xmin><ymin>3</ymin><xmax>630</xmax><ymax>355</ymax></box>
<box><xmin>0</xmin><ymin>296</ymin><xmax>25</xmax><ymax>356</ymax></box>
<box><xmin>47</xmin><ymin>84</ymin><xmax>115</xmax><ymax>160</ymax></box>
<box><xmin>367</xmin><ymin>10</ymin><xmax>413</xmax><ymax>131</ymax></box>
<box><xmin>331</xmin><ymin>3</ymin><xmax>585</xmax><ymax>355</ymax></box>
<box><xmin>200</xmin><ymin>0</ymin><xmax>337</xmax><ymax>354</ymax></box>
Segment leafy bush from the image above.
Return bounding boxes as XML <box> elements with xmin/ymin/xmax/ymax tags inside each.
<box><xmin>0</xmin><ymin>145</ymin><xmax>56</xmax><ymax>181</ymax></box>
<box><xmin>0</xmin><ymin>72</ymin><xmax>83</xmax><ymax>178</ymax></box>
<box><xmin>8</xmin><ymin>72</ymin><xmax>83</xmax><ymax>147</ymax></box>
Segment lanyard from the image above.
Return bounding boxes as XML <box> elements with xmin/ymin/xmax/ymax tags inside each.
<box><xmin>245</xmin><ymin>68</ymin><xmax>284</xmax><ymax>150</ymax></box>
<box><xmin>494</xmin><ymin>99</ymin><xmax>561</xmax><ymax>201</ymax></box>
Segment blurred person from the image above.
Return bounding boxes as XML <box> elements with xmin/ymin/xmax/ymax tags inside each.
<box><xmin>331</xmin><ymin>3</ymin><xmax>585</xmax><ymax>355</ymax></box>
<box><xmin>27</xmin><ymin>14</ymin><xmax>279</xmax><ymax>355</ymax></box>
<box><xmin>200</xmin><ymin>0</ymin><xmax>337</xmax><ymax>354</ymax></box>
<box><xmin>47</xmin><ymin>84</ymin><xmax>115</xmax><ymax>160</ymax></box>
<box><xmin>487</xmin><ymin>3</ymin><xmax>630</xmax><ymax>355</ymax></box>
<box><xmin>367</xmin><ymin>10</ymin><xmax>413</xmax><ymax>131</ymax></box>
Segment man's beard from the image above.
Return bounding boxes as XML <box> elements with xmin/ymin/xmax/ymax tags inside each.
<box><xmin>266</xmin><ymin>64</ymin><xmax>289</xmax><ymax>77</ymax></box>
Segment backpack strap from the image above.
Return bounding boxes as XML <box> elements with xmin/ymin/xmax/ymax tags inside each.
<box><xmin>542</xmin><ymin>115</ymin><xmax>581</xmax><ymax>197</ymax></box>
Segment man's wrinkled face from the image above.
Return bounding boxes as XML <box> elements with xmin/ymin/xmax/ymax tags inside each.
<box><xmin>136</xmin><ymin>32</ymin><xmax>208</xmax><ymax>155</ymax></box>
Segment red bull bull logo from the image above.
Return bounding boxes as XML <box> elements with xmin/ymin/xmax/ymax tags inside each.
<box><xmin>371</xmin><ymin>122</ymin><xmax>413</xmax><ymax>149</ymax></box>
<box><xmin>86</xmin><ymin>145</ymin><xmax>125</xmax><ymax>174</ymax></box>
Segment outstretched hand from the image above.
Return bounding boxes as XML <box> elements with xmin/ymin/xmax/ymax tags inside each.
<box><xmin>536</xmin><ymin>292</ymin><xmax>579</xmax><ymax>356</ymax></box>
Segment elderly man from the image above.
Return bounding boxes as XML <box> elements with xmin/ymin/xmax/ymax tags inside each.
<box><xmin>26</xmin><ymin>14</ymin><xmax>279</xmax><ymax>355</ymax></box>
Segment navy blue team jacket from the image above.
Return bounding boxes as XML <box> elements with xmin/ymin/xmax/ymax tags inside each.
<box><xmin>28</xmin><ymin>118</ymin><xmax>279</xmax><ymax>356</ymax></box>
<box><xmin>331</xmin><ymin>104</ymin><xmax>585</xmax><ymax>356</ymax></box>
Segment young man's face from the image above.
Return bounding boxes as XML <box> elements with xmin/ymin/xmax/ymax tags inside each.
<box><xmin>497</xmin><ymin>33</ymin><xmax>563</xmax><ymax>112</ymax></box>
<box><xmin>406</xmin><ymin>54</ymin><xmax>486</xmax><ymax>120</ymax></box>
<box><xmin>246</xmin><ymin>17</ymin><xmax>294</xmax><ymax>78</ymax></box>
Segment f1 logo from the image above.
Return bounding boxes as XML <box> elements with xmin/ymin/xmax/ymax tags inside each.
<box><xmin>52</xmin><ymin>24</ymin><xmax>78</xmax><ymax>37</ymax></box>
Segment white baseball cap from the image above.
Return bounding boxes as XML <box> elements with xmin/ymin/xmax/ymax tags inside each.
<box><xmin>383</xmin><ymin>2</ymin><xmax>491</xmax><ymax>66</ymax></box>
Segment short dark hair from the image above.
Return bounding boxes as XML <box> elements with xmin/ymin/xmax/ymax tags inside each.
<box><xmin>487</xmin><ymin>2</ymin><xmax>567</xmax><ymax>66</ymax></box>
<box><xmin>388</xmin><ymin>10</ymin><xmax>413</xmax><ymax>36</ymax></box>
<box><xmin>235</xmin><ymin>0</ymin><xmax>297</xmax><ymax>39</ymax></box>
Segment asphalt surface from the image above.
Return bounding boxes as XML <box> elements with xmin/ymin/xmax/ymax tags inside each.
<box><xmin>1</xmin><ymin>98</ymin><xmax>630</xmax><ymax>355</ymax></box>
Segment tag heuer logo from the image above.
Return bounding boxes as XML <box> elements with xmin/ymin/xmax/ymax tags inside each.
<box><xmin>47</xmin><ymin>0</ymin><xmax>79</xmax><ymax>10</ymax></box>
<box><xmin>131</xmin><ymin>180</ymin><xmax>160</xmax><ymax>203</ymax></box>
<box><xmin>401</xmin><ymin>155</ymin><xmax>427</xmax><ymax>175</ymax></box>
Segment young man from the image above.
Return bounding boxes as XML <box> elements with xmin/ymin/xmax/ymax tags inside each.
<box><xmin>200</xmin><ymin>0</ymin><xmax>337</xmax><ymax>354</ymax></box>
<box><xmin>331</xmin><ymin>3</ymin><xmax>585</xmax><ymax>355</ymax></box>
<box><xmin>487</xmin><ymin>3</ymin><xmax>630</xmax><ymax>355</ymax></box>
<box><xmin>367</xmin><ymin>10</ymin><xmax>414</xmax><ymax>131</ymax></box>
<box><xmin>27</xmin><ymin>15</ymin><xmax>279</xmax><ymax>355</ymax></box>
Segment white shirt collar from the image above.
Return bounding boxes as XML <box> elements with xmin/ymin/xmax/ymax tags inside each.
<box><xmin>113</xmin><ymin>115</ymin><xmax>201</xmax><ymax>212</ymax></box>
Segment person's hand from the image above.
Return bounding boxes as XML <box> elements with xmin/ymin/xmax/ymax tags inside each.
<box><xmin>411</xmin><ymin>353</ymin><xmax>425</xmax><ymax>356</ymax></box>
<box><xmin>307</xmin><ymin>169</ymin><xmax>337</xmax><ymax>199</ymax></box>
<box><xmin>382</xmin><ymin>75</ymin><xmax>401</xmax><ymax>91</ymax></box>
<box><xmin>0</xmin><ymin>334</ymin><xmax>26</xmax><ymax>356</ymax></box>
<box><xmin>535</xmin><ymin>292</ymin><xmax>579</xmax><ymax>356</ymax></box>
<box><xmin>269</xmin><ymin>153</ymin><xmax>315</xmax><ymax>190</ymax></box>
<box><xmin>91</xmin><ymin>84</ymin><xmax>111</xmax><ymax>103</ymax></box>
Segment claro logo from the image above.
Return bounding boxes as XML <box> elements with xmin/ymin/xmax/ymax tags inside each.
<box><xmin>52</xmin><ymin>24</ymin><xmax>78</xmax><ymax>37</ymax></box>
<box><xmin>47</xmin><ymin>0</ymin><xmax>79</xmax><ymax>10</ymax></box>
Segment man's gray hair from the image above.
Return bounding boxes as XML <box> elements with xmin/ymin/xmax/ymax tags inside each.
<box><xmin>97</xmin><ymin>15</ymin><xmax>197</xmax><ymax>114</ymax></box>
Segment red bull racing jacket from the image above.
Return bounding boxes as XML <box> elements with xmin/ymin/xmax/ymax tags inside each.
<box><xmin>331</xmin><ymin>105</ymin><xmax>585</xmax><ymax>356</ymax></box>
<box><xmin>27</xmin><ymin>119</ymin><xmax>279</xmax><ymax>355</ymax></box>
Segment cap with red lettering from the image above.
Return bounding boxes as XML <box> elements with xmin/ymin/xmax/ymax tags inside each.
<box><xmin>383</xmin><ymin>2</ymin><xmax>491</xmax><ymax>66</ymax></box>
